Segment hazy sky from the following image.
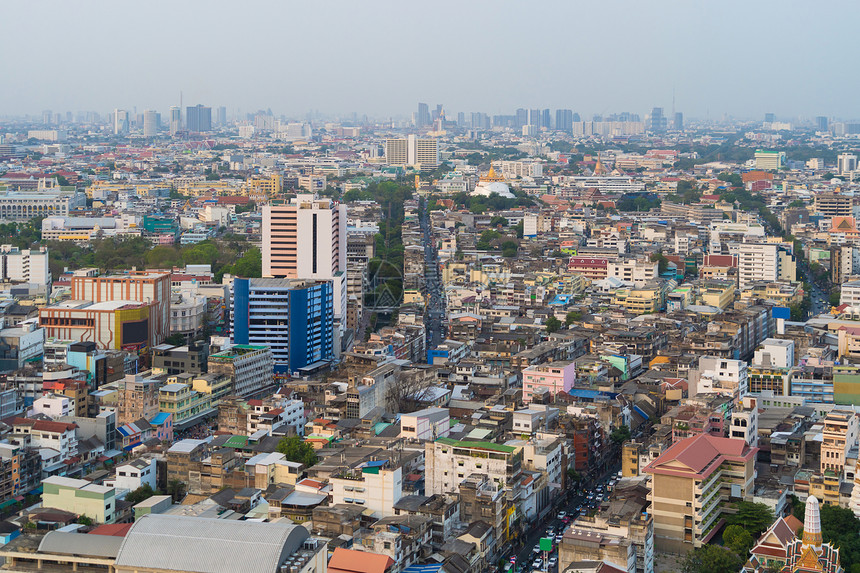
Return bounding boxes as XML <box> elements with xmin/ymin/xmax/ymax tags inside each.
<box><xmin>1</xmin><ymin>0</ymin><xmax>857</xmax><ymax>121</ymax></box>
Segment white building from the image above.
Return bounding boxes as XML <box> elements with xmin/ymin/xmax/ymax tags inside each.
<box><xmin>492</xmin><ymin>160</ymin><xmax>544</xmax><ymax>178</ymax></box>
<box><xmin>32</xmin><ymin>394</ymin><xmax>71</xmax><ymax>419</ymax></box>
<box><xmin>607</xmin><ymin>258</ymin><xmax>658</xmax><ymax>287</ymax></box>
<box><xmin>730</xmin><ymin>396</ymin><xmax>760</xmax><ymax>447</ymax></box>
<box><xmin>737</xmin><ymin>242</ymin><xmax>795</xmax><ymax>289</ymax></box>
<box><xmin>143</xmin><ymin>110</ymin><xmax>160</xmax><ymax>138</ymax></box>
<box><xmin>838</xmin><ymin>153</ymin><xmax>858</xmax><ymax>176</ymax></box>
<box><xmin>170</xmin><ymin>288</ymin><xmax>207</xmax><ymax>338</ymax></box>
<box><xmin>693</xmin><ymin>356</ymin><xmax>748</xmax><ymax>400</ymax></box>
<box><xmin>425</xmin><ymin>438</ymin><xmax>521</xmax><ymax>495</ymax></box>
<box><xmin>399</xmin><ymin>407</ymin><xmax>450</xmax><ymax>441</ymax></box>
<box><xmin>753</xmin><ymin>338</ymin><xmax>795</xmax><ymax>368</ymax></box>
<box><xmin>329</xmin><ymin>460</ymin><xmax>403</xmax><ymax>517</ymax></box>
<box><xmin>841</xmin><ymin>280</ymin><xmax>860</xmax><ymax>306</ymax></box>
<box><xmin>105</xmin><ymin>457</ymin><xmax>157</xmax><ymax>494</ymax></box>
<box><xmin>385</xmin><ymin>136</ymin><xmax>439</xmax><ymax>169</ymax></box>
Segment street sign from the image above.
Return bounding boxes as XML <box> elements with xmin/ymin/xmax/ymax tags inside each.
<box><xmin>539</xmin><ymin>537</ymin><xmax>553</xmax><ymax>552</ymax></box>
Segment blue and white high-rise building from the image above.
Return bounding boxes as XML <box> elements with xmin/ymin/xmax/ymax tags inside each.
<box><xmin>231</xmin><ymin>278</ymin><xmax>334</xmax><ymax>375</ymax></box>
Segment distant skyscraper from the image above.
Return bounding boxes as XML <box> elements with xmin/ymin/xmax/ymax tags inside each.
<box><xmin>528</xmin><ymin>109</ymin><xmax>541</xmax><ymax>127</ymax></box>
<box><xmin>169</xmin><ymin>106</ymin><xmax>181</xmax><ymax>136</ymax></box>
<box><xmin>542</xmin><ymin>109</ymin><xmax>551</xmax><ymax>129</ymax></box>
<box><xmin>217</xmin><ymin>106</ymin><xmax>227</xmax><ymax>127</ymax></box>
<box><xmin>516</xmin><ymin>108</ymin><xmax>528</xmax><ymax>128</ymax></box>
<box><xmin>572</xmin><ymin>112</ymin><xmax>581</xmax><ymax>122</ymax></box>
<box><xmin>673</xmin><ymin>112</ymin><xmax>684</xmax><ymax>131</ymax></box>
<box><xmin>457</xmin><ymin>112</ymin><xmax>465</xmax><ymax>127</ymax></box>
<box><xmin>471</xmin><ymin>112</ymin><xmax>489</xmax><ymax>130</ymax></box>
<box><xmin>113</xmin><ymin>109</ymin><xmax>129</xmax><ymax>135</ymax></box>
<box><xmin>186</xmin><ymin>104</ymin><xmax>212</xmax><ymax>132</ymax></box>
<box><xmin>646</xmin><ymin>107</ymin><xmax>667</xmax><ymax>133</ymax></box>
<box><xmin>143</xmin><ymin>110</ymin><xmax>160</xmax><ymax>137</ymax></box>
<box><xmin>417</xmin><ymin>102</ymin><xmax>431</xmax><ymax>128</ymax></box>
<box><xmin>555</xmin><ymin>109</ymin><xmax>573</xmax><ymax>133</ymax></box>
<box><xmin>42</xmin><ymin>110</ymin><xmax>52</xmax><ymax>126</ymax></box>
<box><xmin>433</xmin><ymin>104</ymin><xmax>443</xmax><ymax>122</ymax></box>
<box><xmin>764</xmin><ymin>112</ymin><xmax>775</xmax><ymax>123</ymax></box>
<box><xmin>816</xmin><ymin>116</ymin><xmax>829</xmax><ymax>131</ymax></box>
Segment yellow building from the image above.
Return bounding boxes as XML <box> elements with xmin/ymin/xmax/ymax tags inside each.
<box><xmin>403</xmin><ymin>289</ymin><xmax>426</xmax><ymax>306</ymax></box>
<box><xmin>699</xmin><ymin>282</ymin><xmax>737</xmax><ymax>310</ymax></box>
<box><xmin>739</xmin><ymin>282</ymin><xmax>803</xmax><ymax>307</ymax></box>
<box><xmin>612</xmin><ymin>286</ymin><xmax>662</xmax><ymax>314</ymax></box>
<box><xmin>42</xmin><ymin>476</ymin><xmax>116</xmax><ymax>523</ymax></box>
<box><xmin>244</xmin><ymin>174</ymin><xmax>282</xmax><ymax>201</ymax></box>
<box><xmin>158</xmin><ymin>373</ymin><xmax>230</xmax><ymax>426</ymax></box>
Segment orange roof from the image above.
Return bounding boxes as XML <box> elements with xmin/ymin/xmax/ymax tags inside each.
<box><xmin>742</xmin><ymin>171</ymin><xmax>774</xmax><ymax>183</ymax></box>
<box><xmin>328</xmin><ymin>548</ymin><xmax>394</xmax><ymax>573</ymax></box>
<box><xmin>89</xmin><ymin>523</ymin><xmax>132</xmax><ymax>537</ymax></box>
<box><xmin>645</xmin><ymin>433</ymin><xmax>757</xmax><ymax>479</ymax></box>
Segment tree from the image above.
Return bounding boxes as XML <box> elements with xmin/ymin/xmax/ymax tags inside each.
<box><xmin>514</xmin><ymin>220</ymin><xmax>524</xmax><ymax>239</ymax></box>
<box><xmin>544</xmin><ymin>316</ymin><xmax>562</xmax><ymax>334</ymax></box>
<box><xmin>225</xmin><ymin>247</ymin><xmax>262</xmax><ymax>278</ymax></box>
<box><xmin>681</xmin><ymin>545</ymin><xmax>744</xmax><ymax>573</ymax></box>
<box><xmin>165</xmin><ymin>333</ymin><xmax>186</xmax><ymax>346</ymax></box>
<box><xmin>167</xmin><ymin>479</ymin><xmax>186</xmax><ymax>502</ymax></box>
<box><xmin>386</xmin><ymin>368</ymin><xmax>437</xmax><ymax>414</ymax></box>
<box><xmin>820</xmin><ymin>504</ymin><xmax>860</xmax><ymax>570</ymax></box>
<box><xmin>566</xmin><ymin>469</ymin><xmax>581</xmax><ymax>483</ymax></box>
<box><xmin>610</xmin><ymin>425</ymin><xmax>631</xmax><ymax>445</ymax></box>
<box><xmin>490</xmin><ymin>216</ymin><xmax>508</xmax><ymax>228</ymax></box>
<box><xmin>830</xmin><ymin>290</ymin><xmax>841</xmax><ymax>308</ymax></box>
<box><xmin>724</xmin><ymin>524</ymin><xmax>755</xmax><ymax>556</ymax></box>
<box><xmin>276</xmin><ymin>436</ymin><xmax>318</xmax><ymax>467</ymax></box>
<box><xmin>125</xmin><ymin>483</ymin><xmax>157</xmax><ymax>505</ymax></box>
<box><xmin>565</xmin><ymin>311</ymin><xmax>582</xmax><ymax>326</ymax></box>
<box><xmin>727</xmin><ymin>501</ymin><xmax>773</xmax><ymax>538</ymax></box>
<box><xmin>650</xmin><ymin>252</ymin><xmax>669</xmax><ymax>274</ymax></box>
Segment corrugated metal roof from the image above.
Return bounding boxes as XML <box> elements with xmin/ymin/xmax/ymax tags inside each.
<box><xmin>114</xmin><ymin>514</ymin><xmax>309</xmax><ymax>573</ymax></box>
<box><xmin>39</xmin><ymin>531</ymin><xmax>123</xmax><ymax>558</ymax></box>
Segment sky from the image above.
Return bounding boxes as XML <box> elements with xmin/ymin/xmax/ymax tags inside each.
<box><xmin>1</xmin><ymin>0</ymin><xmax>857</xmax><ymax>121</ymax></box>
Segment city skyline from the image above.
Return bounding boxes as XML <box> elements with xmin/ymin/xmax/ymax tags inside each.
<box><xmin>1</xmin><ymin>0</ymin><xmax>858</xmax><ymax>120</ymax></box>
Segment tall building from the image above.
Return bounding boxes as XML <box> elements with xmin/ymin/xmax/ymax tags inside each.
<box><xmin>555</xmin><ymin>109</ymin><xmax>573</xmax><ymax>133</ymax></box>
<box><xmin>262</xmin><ymin>195</ymin><xmax>347</xmax><ymax>327</ymax></box>
<box><xmin>217</xmin><ymin>106</ymin><xmax>227</xmax><ymax>127</ymax></box>
<box><xmin>673</xmin><ymin>112</ymin><xmax>684</xmax><ymax>130</ymax></box>
<box><xmin>231</xmin><ymin>278</ymin><xmax>334</xmax><ymax>374</ymax></box>
<box><xmin>113</xmin><ymin>109</ymin><xmax>129</xmax><ymax>135</ymax></box>
<box><xmin>143</xmin><ymin>110</ymin><xmax>160</xmax><ymax>137</ymax></box>
<box><xmin>516</xmin><ymin>108</ymin><xmax>528</xmax><ymax>127</ymax></box>
<box><xmin>39</xmin><ymin>271</ymin><xmax>171</xmax><ymax>350</ymax></box>
<box><xmin>541</xmin><ymin>108</ymin><xmax>551</xmax><ymax>129</ymax></box>
<box><xmin>416</xmin><ymin>102</ymin><xmax>431</xmax><ymax>128</ymax></box>
<box><xmin>385</xmin><ymin>138</ymin><xmax>408</xmax><ymax>165</ymax></box>
<box><xmin>814</xmin><ymin>193</ymin><xmax>852</xmax><ymax>217</ymax></box>
<box><xmin>737</xmin><ymin>242</ymin><xmax>796</xmax><ymax>289</ymax></box>
<box><xmin>0</xmin><ymin>245</ymin><xmax>50</xmax><ymax>285</ymax></box>
<box><xmin>764</xmin><ymin>112</ymin><xmax>775</xmax><ymax>123</ymax></box>
<box><xmin>169</xmin><ymin>106</ymin><xmax>181</xmax><ymax>135</ymax></box>
<box><xmin>384</xmin><ymin>136</ymin><xmax>438</xmax><ymax>168</ymax></box>
<box><xmin>646</xmin><ymin>107</ymin><xmax>667</xmax><ymax>132</ymax></box>
<box><xmin>186</xmin><ymin>104</ymin><xmax>212</xmax><ymax>132</ymax></box>
<box><xmin>816</xmin><ymin>116</ymin><xmax>829</xmax><ymax>131</ymax></box>
<box><xmin>456</xmin><ymin>111</ymin><xmax>465</xmax><ymax>126</ymax></box>
<box><xmin>644</xmin><ymin>433</ymin><xmax>757</xmax><ymax>552</ymax></box>
<box><xmin>528</xmin><ymin>108</ymin><xmax>541</xmax><ymax>127</ymax></box>
<box><xmin>838</xmin><ymin>153</ymin><xmax>858</xmax><ymax>175</ymax></box>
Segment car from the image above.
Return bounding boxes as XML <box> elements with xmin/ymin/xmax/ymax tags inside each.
<box><xmin>532</xmin><ymin>559</ymin><xmax>543</xmax><ymax>570</ymax></box>
<box><xmin>562</xmin><ymin>516</ymin><xmax>570</xmax><ymax>524</ymax></box>
<box><xmin>555</xmin><ymin>533</ymin><xmax>564</xmax><ymax>543</ymax></box>
<box><xmin>546</xmin><ymin>527</ymin><xmax>555</xmax><ymax>537</ymax></box>
<box><xmin>533</xmin><ymin>544</ymin><xmax>541</xmax><ymax>554</ymax></box>
<box><xmin>556</xmin><ymin>511</ymin><xmax>567</xmax><ymax>520</ymax></box>
<box><xmin>548</xmin><ymin>557</ymin><xmax>558</xmax><ymax>569</ymax></box>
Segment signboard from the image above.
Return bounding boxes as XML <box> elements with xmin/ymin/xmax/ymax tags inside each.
<box><xmin>539</xmin><ymin>537</ymin><xmax>553</xmax><ymax>552</ymax></box>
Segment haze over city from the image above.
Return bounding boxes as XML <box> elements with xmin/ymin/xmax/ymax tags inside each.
<box><xmin>1</xmin><ymin>0</ymin><xmax>858</xmax><ymax>120</ymax></box>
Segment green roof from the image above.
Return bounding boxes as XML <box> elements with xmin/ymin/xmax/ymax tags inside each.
<box><xmin>223</xmin><ymin>436</ymin><xmax>249</xmax><ymax>449</ymax></box>
<box><xmin>436</xmin><ymin>437</ymin><xmax>517</xmax><ymax>454</ymax></box>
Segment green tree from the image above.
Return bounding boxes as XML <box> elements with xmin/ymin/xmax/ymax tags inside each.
<box><xmin>276</xmin><ymin>436</ymin><xmax>318</xmax><ymax>467</ymax></box>
<box><xmin>650</xmin><ymin>252</ymin><xmax>669</xmax><ymax>274</ymax></box>
<box><xmin>167</xmin><ymin>479</ymin><xmax>186</xmax><ymax>502</ymax></box>
<box><xmin>514</xmin><ymin>220</ymin><xmax>524</xmax><ymax>239</ymax></box>
<box><xmin>610</xmin><ymin>425</ymin><xmax>631</xmax><ymax>445</ymax></box>
<box><xmin>830</xmin><ymin>290</ymin><xmax>841</xmax><ymax>308</ymax></box>
<box><xmin>727</xmin><ymin>501</ymin><xmax>773</xmax><ymax>537</ymax></box>
<box><xmin>565</xmin><ymin>311</ymin><xmax>582</xmax><ymax>326</ymax></box>
<box><xmin>225</xmin><ymin>247</ymin><xmax>262</xmax><ymax>278</ymax></box>
<box><xmin>820</xmin><ymin>504</ymin><xmax>860</xmax><ymax>570</ymax></box>
<box><xmin>500</xmin><ymin>240</ymin><xmax>518</xmax><ymax>258</ymax></box>
<box><xmin>723</xmin><ymin>524</ymin><xmax>755</xmax><ymax>556</ymax></box>
<box><xmin>490</xmin><ymin>216</ymin><xmax>508</xmax><ymax>227</ymax></box>
<box><xmin>165</xmin><ymin>333</ymin><xmax>187</xmax><ymax>346</ymax></box>
<box><xmin>544</xmin><ymin>316</ymin><xmax>562</xmax><ymax>334</ymax></box>
<box><xmin>681</xmin><ymin>545</ymin><xmax>744</xmax><ymax>573</ymax></box>
<box><xmin>125</xmin><ymin>483</ymin><xmax>157</xmax><ymax>505</ymax></box>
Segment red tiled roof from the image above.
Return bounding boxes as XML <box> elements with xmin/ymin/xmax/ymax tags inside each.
<box><xmin>328</xmin><ymin>548</ymin><xmax>394</xmax><ymax>573</ymax></box>
<box><xmin>644</xmin><ymin>433</ymin><xmax>757</xmax><ymax>479</ymax></box>
<box><xmin>32</xmin><ymin>420</ymin><xmax>77</xmax><ymax>433</ymax></box>
<box><xmin>569</xmin><ymin>258</ymin><xmax>609</xmax><ymax>268</ymax></box>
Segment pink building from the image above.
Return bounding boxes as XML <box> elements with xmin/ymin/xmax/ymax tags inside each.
<box><xmin>522</xmin><ymin>361</ymin><xmax>576</xmax><ymax>404</ymax></box>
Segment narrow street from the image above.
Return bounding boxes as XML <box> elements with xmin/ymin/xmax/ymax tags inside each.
<box><xmin>420</xmin><ymin>198</ymin><xmax>445</xmax><ymax>350</ymax></box>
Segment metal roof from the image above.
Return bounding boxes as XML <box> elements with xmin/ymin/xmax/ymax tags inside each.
<box><xmin>38</xmin><ymin>531</ymin><xmax>123</xmax><ymax>558</ymax></box>
<box><xmin>115</xmin><ymin>514</ymin><xmax>309</xmax><ymax>573</ymax></box>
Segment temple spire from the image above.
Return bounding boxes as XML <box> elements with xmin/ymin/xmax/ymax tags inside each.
<box><xmin>802</xmin><ymin>495</ymin><xmax>823</xmax><ymax>550</ymax></box>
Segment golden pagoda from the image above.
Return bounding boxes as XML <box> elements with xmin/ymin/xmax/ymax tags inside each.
<box><xmin>593</xmin><ymin>153</ymin><xmax>609</xmax><ymax>176</ymax></box>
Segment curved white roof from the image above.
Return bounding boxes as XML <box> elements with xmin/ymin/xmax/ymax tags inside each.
<box><xmin>471</xmin><ymin>180</ymin><xmax>514</xmax><ymax>199</ymax></box>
